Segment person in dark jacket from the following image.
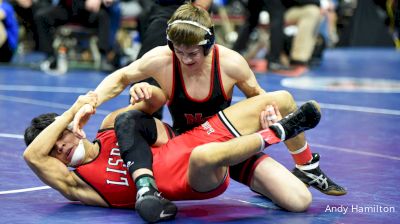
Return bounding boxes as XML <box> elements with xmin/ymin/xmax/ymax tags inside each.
<box><xmin>0</xmin><ymin>0</ymin><xmax>19</xmax><ymax>62</ymax></box>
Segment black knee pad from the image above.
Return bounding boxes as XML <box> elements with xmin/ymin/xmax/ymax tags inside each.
<box><xmin>115</xmin><ymin>110</ymin><xmax>158</xmax><ymax>174</ymax></box>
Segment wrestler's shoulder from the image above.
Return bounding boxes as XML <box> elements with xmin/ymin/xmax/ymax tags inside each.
<box><xmin>143</xmin><ymin>46</ymin><xmax>172</xmax><ymax>61</ymax></box>
<box><xmin>216</xmin><ymin>45</ymin><xmax>248</xmax><ymax>70</ymax></box>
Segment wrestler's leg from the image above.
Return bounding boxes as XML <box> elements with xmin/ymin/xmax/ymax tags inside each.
<box><xmin>188</xmin><ymin>101</ymin><xmax>319</xmax><ymax>211</ymax></box>
<box><xmin>223</xmin><ymin>92</ymin><xmax>308</xmax><ymax>161</ymax></box>
<box><xmin>250</xmin><ymin>157</ymin><xmax>312</xmax><ymax>212</ymax></box>
<box><xmin>189</xmin><ymin>147</ymin><xmax>311</xmax><ymax>212</ymax></box>
<box><xmin>188</xmin><ymin>134</ymin><xmax>265</xmax><ymax>192</ymax></box>
<box><xmin>223</xmin><ymin>91</ymin><xmax>346</xmax><ymax>196</ymax></box>
<box><xmin>220</xmin><ymin>90</ymin><xmax>295</xmax><ymax>135</ymax></box>
<box><xmin>114</xmin><ymin>110</ymin><xmax>176</xmax><ymax>223</ymax></box>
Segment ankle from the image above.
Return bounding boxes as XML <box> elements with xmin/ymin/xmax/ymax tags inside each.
<box><xmin>135</xmin><ymin>174</ymin><xmax>158</xmax><ymax>192</ymax></box>
<box><xmin>256</xmin><ymin>128</ymin><xmax>282</xmax><ymax>148</ymax></box>
<box><xmin>269</xmin><ymin>123</ymin><xmax>286</xmax><ymax>141</ymax></box>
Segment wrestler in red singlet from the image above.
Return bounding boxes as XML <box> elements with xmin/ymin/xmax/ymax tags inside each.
<box><xmin>75</xmin><ymin>112</ymin><xmax>238</xmax><ymax>207</ymax></box>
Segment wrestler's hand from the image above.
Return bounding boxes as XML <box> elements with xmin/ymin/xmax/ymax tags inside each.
<box><xmin>129</xmin><ymin>82</ymin><xmax>152</xmax><ymax>105</ymax></box>
<box><xmin>260</xmin><ymin>102</ymin><xmax>282</xmax><ymax>129</ymax></box>
<box><xmin>72</xmin><ymin>91</ymin><xmax>98</xmax><ymax>139</ymax></box>
<box><xmin>70</xmin><ymin>91</ymin><xmax>97</xmax><ymax>114</ymax></box>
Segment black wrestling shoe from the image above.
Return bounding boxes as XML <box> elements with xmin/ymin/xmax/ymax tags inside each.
<box><xmin>292</xmin><ymin>153</ymin><xmax>347</xmax><ymax>196</ymax></box>
<box><xmin>135</xmin><ymin>186</ymin><xmax>177</xmax><ymax>223</ymax></box>
<box><xmin>271</xmin><ymin>100</ymin><xmax>321</xmax><ymax>141</ymax></box>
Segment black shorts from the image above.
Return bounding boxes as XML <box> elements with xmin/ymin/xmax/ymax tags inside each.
<box><xmin>0</xmin><ymin>40</ymin><xmax>14</xmax><ymax>62</ymax></box>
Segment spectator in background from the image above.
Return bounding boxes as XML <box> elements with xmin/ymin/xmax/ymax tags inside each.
<box><xmin>233</xmin><ymin>0</ymin><xmax>321</xmax><ymax>76</ymax></box>
<box><xmin>282</xmin><ymin>0</ymin><xmax>321</xmax><ymax>73</ymax></box>
<box><xmin>10</xmin><ymin>0</ymin><xmax>52</xmax><ymax>51</ymax></box>
<box><xmin>103</xmin><ymin>0</ymin><xmax>121</xmax><ymax>68</ymax></box>
<box><xmin>395</xmin><ymin>0</ymin><xmax>400</xmax><ymax>49</ymax></box>
<box><xmin>34</xmin><ymin>0</ymin><xmax>116</xmax><ymax>74</ymax></box>
<box><xmin>0</xmin><ymin>0</ymin><xmax>19</xmax><ymax>62</ymax></box>
<box><xmin>319</xmin><ymin>0</ymin><xmax>338</xmax><ymax>47</ymax></box>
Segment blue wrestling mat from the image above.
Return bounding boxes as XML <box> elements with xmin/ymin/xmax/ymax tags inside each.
<box><xmin>1</xmin><ymin>48</ymin><xmax>399</xmax><ymax>223</ymax></box>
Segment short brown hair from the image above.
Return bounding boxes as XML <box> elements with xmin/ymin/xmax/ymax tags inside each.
<box><xmin>167</xmin><ymin>3</ymin><xmax>214</xmax><ymax>46</ymax></box>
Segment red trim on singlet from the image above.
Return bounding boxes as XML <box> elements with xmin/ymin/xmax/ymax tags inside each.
<box><xmin>167</xmin><ymin>54</ymin><xmax>176</xmax><ymax>106</ymax></box>
<box><xmin>214</xmin><ymin>46</ymin><xmax>230</xmax><ymax>101</ymax></box>
<box><xmin>163</xmin><ymin>123</ymin><xmax>176</xmax><ymax>139</ymax></box>
<box><xmin>177</xmin><ymin>48</ymin><xmax>215</xmax><ymax>103</ymax></box>
<box><xmin>238</xmin><ymin>159</ymin><xmax>252</xmax><ymax>186</ymax></box>
<box><xmin>166</xmin><ymin>45</ymin><xmax>230</xmax><ymax>106</ymax></box>
<box><xmin>245</xmin><ymin>154</ymin><xmax>269</xmax><ymax>186</ymax></box>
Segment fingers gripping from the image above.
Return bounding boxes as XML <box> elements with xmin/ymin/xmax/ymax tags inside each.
<box><xmin>72</xmin><ymin>92</ymin><xmax>98</xmax><ymax>139</ymax></box>
<box><xmin>130</xmin><ymin>82</ymin><xmax>152</xmax><ymax>105</ymax></box>
<box><xmin>260</xmin><ymin>102</ymin><xmax>282</xmax><ymax>129</ymax></box>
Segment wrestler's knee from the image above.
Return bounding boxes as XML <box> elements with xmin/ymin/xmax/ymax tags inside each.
<box><xmin>286</xmin><ymin>188</ymin><xmax>312</xmax><ymax>212</ymax></box>
<box><xmin>274</xmin><ymin>90</ymin><xmax>297</xmax><ymax>116</ymax></box>
<box><xmin>190</xmin><ymin>144</ymin><xmax>219</xmax><ymax>169</ymax></box>
<box><xmin>115</xmin><ymin>110</ymin><xmax>144</xmax><ymax>130</ymax></box>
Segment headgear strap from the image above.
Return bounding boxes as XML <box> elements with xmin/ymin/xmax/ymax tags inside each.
<box><xmin>166</xmin><ymin>19</ymin><xmax>215</xmax><ymax>55</ymax></box>
<box><xmin>168</xmin><ymin>20</ymin><xmax>212</xmax><ymax>35</ymax></box>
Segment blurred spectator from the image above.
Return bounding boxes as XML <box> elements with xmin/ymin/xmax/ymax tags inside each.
<box><xmin>319</xmin><ymin>0</ymin><xmax>338</xmax><ymax>47</ymax></box>
<box><xmin>395</xmin><ymin>0</ymin><xmax>400</xmax><ymax>48</ymax></box>
<box><xmin>103</xmin><ymin>0</ymin><xmax>121</xmax><ymax>68</ymax></box>
<box><xmin>209</xmin><ymin>0</ymin><xmax>238</xmax><ymax>46</ymax></box>
<box><xmin>233</xmin><ymin>0</ymin><xmax>321</xmax><ymax>75</ymax></box>
<box><xmin>337</xmin><ymin>0</ymin><xmax>394</xmax><ymax>47</ymax></box>
<box><xmin>10</xmin><ymin>0</ymin><xmax>51</xmax><ymax>51</ymax></box>
<box><xmin>0</xmin><ymin>0</ymin><xmax>19</xmax><ymax>62</ymax></box>
<box><xmin>34</xmin><ymin>0</ymin><xmax>116</xmax><ymax>74</ymax></box>
<box><xmin>281</xmin><ymin>0</ymin><xmax>322</xmax><ymax>72</ymax></box>
<box><xmin>232</xmin><ymin>0</ymin><xmax>265</xmax><ymax>57</ymax></box>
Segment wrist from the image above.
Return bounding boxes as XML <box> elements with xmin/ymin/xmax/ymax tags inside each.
<box><xmin>62</xmin><ymin>110</ymin><xmax>75</xmax><ymax>122</ymax></box>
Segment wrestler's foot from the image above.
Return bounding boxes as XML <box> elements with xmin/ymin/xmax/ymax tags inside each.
<box><xmin>292</xmin><ymin>153</ymin><xmax>347</xmax><ymax>196</ymax></box>
<box><xmin>135</xmin><ymin>186</ymin><xmax>177</xmax><ymax>222</ymax></box>
<box><xmin>270</xmin><ymin>100</ymin><xmax>321</xmax><ymax>141</ymax></box>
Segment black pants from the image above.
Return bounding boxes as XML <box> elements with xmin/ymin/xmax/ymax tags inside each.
<box><xmin>0</xmin><ymin>40</ymin><xmax>14</xmax><ymax>62</ymax></box>
<box><xmin>34</xmin><ymin>5</ymin><xmax>111</xmax><ymax>57</ymax></box>
<box><xmin>233</xmin><ymin>0</ymin><xmax>286</xmax><ymax>62</ymax></box>
<box><xmin>11</xmin><ymin>0</ymin><xmax>52</xmax><ymax>50</ymax></box>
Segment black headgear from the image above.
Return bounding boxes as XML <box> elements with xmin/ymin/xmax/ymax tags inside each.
<box><xmin>166</xmin><ymin>20</ymin><xmax>215</xmax><ymax>55</ymax></box>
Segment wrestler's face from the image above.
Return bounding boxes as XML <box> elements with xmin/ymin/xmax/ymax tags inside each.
<box><xmin>50</xmin><ymin>129</ymin><xmax>81</xmax><ymax>165</ymax></box>
<box><xmin>173</xmin><ymin>44</ymin><xmax>205</xmax><ymax>69</ymax></box>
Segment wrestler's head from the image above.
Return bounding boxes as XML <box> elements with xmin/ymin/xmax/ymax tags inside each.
<box><xmin>166</xmin><ymin>3</ymin><xmax>215</xmax><ymax>57</ymax></box>
<box><xmin>24</xmin><ymin>113</ymin><xmax>88</xmax><ymax>167</ymax></box>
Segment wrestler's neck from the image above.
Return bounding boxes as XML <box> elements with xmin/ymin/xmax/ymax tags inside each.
<box><xmin>82</xmin><ymin>139</ymin><xmax>100</xmax><ymax>164</ymax></box>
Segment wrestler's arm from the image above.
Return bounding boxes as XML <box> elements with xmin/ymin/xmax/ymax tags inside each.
<box><xmin>23</xmin><ymin>94</ymin><xmax>97</xmax><ymax>200</ymax></box>
<box><xmin>99</xmin><ymin>85</ymin><xmax>170</xmax><ymax>145</ymax></box>
<box><xmin>93</xmin><ymin>47</ymin><xmax>170</xmax><ymax>107</ymax></box>
<box><xmin>100</xmin><ymin>85</ymin><xmax>168</xmax><ymax>129</ymax></box>
<box><xmin>221</xmin><ymin>47</ymin><xmax>266</xmax><ymax>97</ymax></box>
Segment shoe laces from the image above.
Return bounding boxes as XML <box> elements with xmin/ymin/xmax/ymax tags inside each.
<box><xmin>301</xmin><ymin>169</ymin><xmax>329</xmax><ymax>190</ymax></box>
